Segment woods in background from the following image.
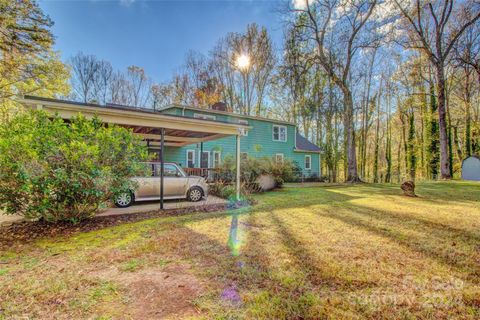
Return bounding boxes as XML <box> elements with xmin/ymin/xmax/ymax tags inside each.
<box><xmin>2</xmin><ymin>0</ymin><xmax>479</xmax><ymax>183</ymax></box>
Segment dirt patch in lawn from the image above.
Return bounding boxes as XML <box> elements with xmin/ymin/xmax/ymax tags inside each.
<box><xmin>92</xmin><ymin>264</ymin><xmax>205</xmax><ymax>319</ymax></box>
<box><xmin>0</xmin><ymin>202</ymin><xmax>244</xmax><ymax>248</ymax></box>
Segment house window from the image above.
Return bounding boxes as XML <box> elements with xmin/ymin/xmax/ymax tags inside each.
<box><xmin>200</xmin><ymin>151</ymin><xmax>210</xmax><ymax>168</ymax></box>
<box><xmin>241</xmin><ymin>152</ymin><xmax>248</xmax><ymax>161</ymax></box>
<box><xmin>273</xmin><ymin>125</ymin><xmax>287</xmax><ymax>142</ymax></box>
<box><xmin>275</xmin><ymin>153</ymin><xmax>284</xmax><ymax>164</ymax></box>
<box><xmin>305</xmin><ymin>155</ymin><xmax>312</xmax><ymax>170</ymax></box>
<box><xmin>194</xmin><ymin>113</ymin><xmax>216</xmax><ymax>121</ymax></box>
<box><xmin>213</xmin><ymin>151</ymin><xmax>221</xmax><ymax>168</ymax></box>
<box><xmin>238</xmin><ymin>119</ymin><xmax>248</xmax><ymax>136</ymax></box>
<box><xmin>186</xmin><ymin>150</ymin><xmax>195</xmax><ymax>168</ymax></box>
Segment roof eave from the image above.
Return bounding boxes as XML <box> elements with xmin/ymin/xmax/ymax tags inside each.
<box><xmin>163</xmin><ymin>104</ymin><xmax>296</xmax><ymax>126</ymax></box>
<box><xmin>294</xmin><ymin>148</ymin><xmax>322</xmax><ymax>154</ymax></box>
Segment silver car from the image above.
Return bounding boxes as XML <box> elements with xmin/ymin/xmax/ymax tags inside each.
<box><xmin>114</xmin><ymin>162</ymin><xmax>208</xmax><ymax>208</ymax></box>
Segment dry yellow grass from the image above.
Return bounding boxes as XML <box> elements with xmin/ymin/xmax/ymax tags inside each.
<box><xmin>0</xmin><ymin>181</ymin><xmax>479</xmax><ymax>319</ymax></box>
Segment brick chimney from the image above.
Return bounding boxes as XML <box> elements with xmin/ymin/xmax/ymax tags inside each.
<box><xmin>211</xmin><ymin>102</ymin><xmax>228</xmax><ymax>112</ymax></box>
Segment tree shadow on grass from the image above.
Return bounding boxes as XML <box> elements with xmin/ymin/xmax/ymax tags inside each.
<box><xmin>288</xmin><ymin>181</ymin><xmax>480</xmax><ymax>206</ymax></box>
<box><xmin>312</xmin><ymin>202</ymin><xmax>480</xmax><ymax>284</ymax></box>
<box><xmin>267</xmin><ymin>212</ymin><xmax>377</xmax><ymax>291</ymax></box>
<box><xmin>150</xmin><ymin>208</ymin><xmax>378</xmax><ymax>318</ymax></box>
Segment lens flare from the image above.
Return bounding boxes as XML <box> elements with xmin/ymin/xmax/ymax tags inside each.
<box><xmin>236</xmin><ymin>54</ymin><xmax>250</xmax><ymax>70</ymax></box>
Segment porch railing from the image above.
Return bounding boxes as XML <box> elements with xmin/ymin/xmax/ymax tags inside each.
<box><xmin>183</xmin><ymin>167</ymin><xmax>231</xmax><ymax>181</ymax></box>
<box><xmin>184</xmin><ymin>167</ymin><xmax>324</xmax><ymax>183</ymax></box>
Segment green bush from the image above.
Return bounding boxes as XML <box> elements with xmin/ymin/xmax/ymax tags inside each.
<box><xmin>209</xmin><ymin>180</ymin><xmax>237</xmax><ymax>199</ymax></box>
<box><xmin>217</xmin><ymin>155</ymin><xmax>296</xmax><ymax>191</ymax></box>
<box><xmin>0</xmin><ymin>111</ymin><xmax>148</xmax><ymax>223</ymax></box>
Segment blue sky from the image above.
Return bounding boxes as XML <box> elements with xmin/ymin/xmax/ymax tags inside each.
<box><xmin>39</xmin><ymin>0</ymin><xmax>285</xmax><ymax>83</ymax></box>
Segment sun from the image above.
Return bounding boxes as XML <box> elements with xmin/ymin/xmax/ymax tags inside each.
<box><xmin>235</xmin><ymin>54</ymin><xmax>250</xmax><ymax>70</ymax></box>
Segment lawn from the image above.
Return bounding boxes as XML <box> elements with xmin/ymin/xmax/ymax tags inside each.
<box><xmin>1</xmin><ymin>181</ymin><xmax>479</xmax><ymax>319</ymax></box>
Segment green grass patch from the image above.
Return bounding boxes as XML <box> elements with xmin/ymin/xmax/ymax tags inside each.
<box><xmin>119</xmin><ymin>258</ymin><xmax>144</xmax><ymax>272</ymax></box>
<box><xmin>1</xmin><ymin>181</ymin><xmax>479</xmax><ymax>319</ymax></box>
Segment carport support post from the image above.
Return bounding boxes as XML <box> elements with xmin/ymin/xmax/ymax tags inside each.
<box><xmin>160</xmin><ymin>128</ymin><xmax>165</xmax><ymax>210</ymax></box>
<box><xmin>236</xmin><ymin>134</ymin><xmax>241</xmax><ymax>201</ymax></box>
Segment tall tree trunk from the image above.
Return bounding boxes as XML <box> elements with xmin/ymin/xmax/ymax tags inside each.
<box><xmin>428</xmin><ymin>77</ymin><xmax>440</xmax><ymax>179</ymax></box>
<box><xmin>385</xmin><ymin>92</ymin><xmax>392</xmax><ymax>183</ymax></box>
<box><xmin>333</xmin><ymin>104</ymin><xmax>339</xmax><ymax>183</ymax></box>
<box><xmin>407</xmin><ymin>111</ymin><xmax>416</xmax><ymax>180</ymax></box>
<box><xmin>373</xmin><ymin>96</ymin><xmax>380</xmax><ymax>183</ymax></box>
<box><xmin>446</xmin><ymin>90</ymin><xmax>454</xmax><ymax>178</ymax></box>
<box><xmin>435</xmin><ymin>65</ymin><xmax>451</xmax><ymax>179</ymax></box>
<box><xmin>396</xmin><ymin>139</ymin><xmax>402</xmax><ymax>183</ymax></box>
<box><xmin>344</xmin><ymin>89</ymin><xmax>360</xmax><ymax>182</ymax></box>
<box><xmin>453</xmin><ymin>125</ymin><xmax>463</xmax><ymax>161</ymax></box>
<box><xmin>400</xmin><ymin>110</ymin><xmax>408</xmax><ymax>173</ymax></box>
<box><xmin>419</xmin><ymin>82</ymin><xmax>428</xmax><ymax>178</ymax></box>
<box><xmin>464</xmin><ymin>67</ymin><xmax>472</xmax><ymax>157</ymax></box>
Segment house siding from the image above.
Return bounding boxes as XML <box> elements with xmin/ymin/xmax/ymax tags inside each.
<box><xmin>160</xmin><ymin>107</ymin><xmax>321</xmax><ymax>176</ymax></box>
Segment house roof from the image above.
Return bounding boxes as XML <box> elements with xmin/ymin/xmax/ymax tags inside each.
<box><xmin>18</xmin><ymin>96</ymin><xmax>250</xmax><ymax>147</ymax></box>
<box><xmin>295</xmin><ymin>133</ymin><xmax>322</xmax><ymax>153</ymax></box>
<box><xmin>161</xmin><ymin>104</ymin><xmax>296</xmax><ymax>126</ymax></box>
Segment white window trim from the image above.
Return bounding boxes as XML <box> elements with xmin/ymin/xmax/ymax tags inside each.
<box><xmin>238</xmin><ymin>119</ymin><xmax>249</xmax><ymax>136</ymax></box>
<box><xmin>186</xmin><ymin>149</ymin><xmax>196</xmax><ymax>168</ymax></box>
<box><xmin>305</xmin><ymin>155</ymin><xmax>312</xmax><ymax>170</ymax></box>
<box><xmin>272</xmin><ymin>125</ymin><xmax>287</xmax><ymax>142</ymax></box>
<box><xmin>213</xmin><ymin>151</ymin><xmax>221</xmax><ymax>168</ymax></box>
<box><xmin>275</xmin><ymin>153</ymin><xmax>284</xmax><ymax>163</ymax></box>
<box><xmin>199</xmin><ymin>150</ymin><xmax>210</xmax><ymax>168</ymax></box>
<box><xmin>194</xmin><ymin>113</ymin><xmax>216</xmax><ymax>121</ymax></box>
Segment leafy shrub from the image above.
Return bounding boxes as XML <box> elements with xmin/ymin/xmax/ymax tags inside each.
<box><xmin>208</xmin><ymin>180</ymin><xmax>255</xmax><ymax>203</ymax></box>
<box><xmin>216</xmin><ymin>155</ymin><xmax>296</xmax><ymax>192</ymax></box>
<box><xmin>0</xmin><ymin>111</ymin><xmax>148</xmax><ymax>223</ymax></box>
<box><xmin>209</xmin><ymin>180</ymin><xmax>237</xmax><ymax>199</ymax></box>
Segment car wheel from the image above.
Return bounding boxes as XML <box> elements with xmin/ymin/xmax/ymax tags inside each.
<box><xmin>187</xmin><ymin>187</ymin><xmax>203</xmax><ymax>202</ymax></box>
<box><xmin>114</xmin><ymin>191</ymin><xmax>134</xmax><ymax>208</ymax></box>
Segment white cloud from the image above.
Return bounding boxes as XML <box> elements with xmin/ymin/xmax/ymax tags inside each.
<box><xmin>120</xmin><ymin>0</ymin><xmax>135</xmax><ymax>7</ymax></box>
<box><xmin>292</xmin><ymin>0</ymin><xmax>308</xmax><ymax>10</ymax></box>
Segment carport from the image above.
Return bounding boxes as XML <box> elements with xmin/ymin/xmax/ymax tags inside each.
<box><xmin>19</xmin><ymin>96</ymin><xmax>249</xmax><ymax>209</ymax></box>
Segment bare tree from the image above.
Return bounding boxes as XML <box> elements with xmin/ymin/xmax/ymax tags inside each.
<box><xmin>209</xmin><ymin>23</ymin><xmax>276</xmax><ymax>115</ymax></box>
<box><xmin>278</xmin><ymin>24</ymin><xmax>313</xmax><ymax>124</ymax></box>
<box><xmin>108</xmin><ymin>70</ymin><xmax>130</xmax><ymax>105</ymax></box>
<box><xmin>393</xmin><ymin>0</ymin><xmax>480</xmax><ymax>179</ymax></box>
<box><xmin>151</xmin><ymin>83</ymin><xmax>174</xmax><ymax>110</ymax></box>
<box><xmin>125</xmin><ymin>66</ymin><xmax>151</xmax><ymax>107</ymax></box>
<box><xmin>454</xmin><ymin>18</ymin><xmax>480</xmax><ymax>82</ymax></box>
<box><xmin>92</xmin><ymin>60</ymin><xmax>113</xmax><ymax>104</ymax></box>
<box><xmin>70</xmin><ymin>52</ymin><xmax>97</xmax><ymax>103</ymax></box>
<box><xmin>290</xmin><ymin>0</ymin><xmax>378</xmax><ymax>182</ymax></box>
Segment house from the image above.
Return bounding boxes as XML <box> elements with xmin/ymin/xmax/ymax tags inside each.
<box><xmin>19</xmin><ymin>96</ymin><xmax>321</xmax><ymax>184</ymax></box>
<box><xmin>19</xmin><ymin>96</ymin><xmax>249</xmax><ymax>205</ymax></box>
<box><xmin>158</xmin><ymin>105</ymin><xmax>321</xmax><ymax>179</ymax></box>
<box><xmin>462</xmin><ymin>155</ymin><xmax>480</xmax><ymax>181</ymax></box>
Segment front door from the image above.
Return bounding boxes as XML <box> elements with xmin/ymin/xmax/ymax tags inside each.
<box><xmin>200</xmin><ymin>151</ymin><xmax>210</xmax><ymax>168</ymax></box>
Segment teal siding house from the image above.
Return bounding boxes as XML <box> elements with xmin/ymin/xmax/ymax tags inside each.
<box><xmin>19</xmin><ymin>96</ymin><xmax>321</xmax><ymax>180</ymax></box>
<box><xmin>158</xmin><ymin>105</ymin><xmax>321</xmax><ymax>178</ymax></box>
